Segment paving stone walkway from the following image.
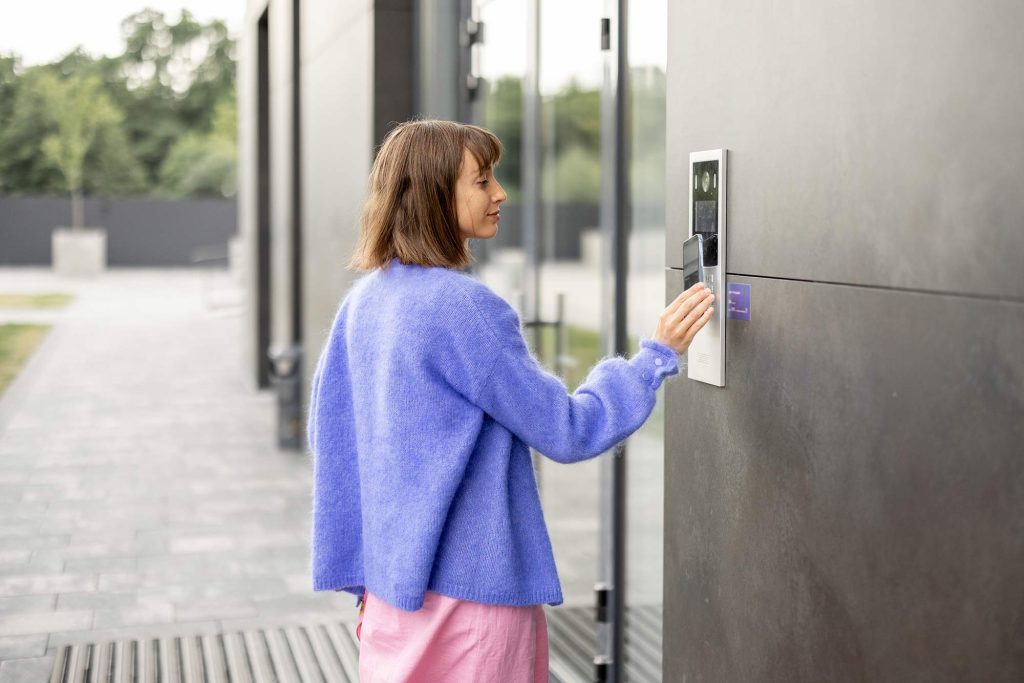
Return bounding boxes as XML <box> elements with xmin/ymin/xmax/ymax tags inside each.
<box><xmin>0</xmin><ymin>268</ymin><xmax>352</xmax><ymax>681</ymax></box>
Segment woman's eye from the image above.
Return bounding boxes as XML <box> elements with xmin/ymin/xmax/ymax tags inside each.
<box><xmin>478</xmin><ymin>179</ymin><xmax>489</xmax><ymax>186</ymax></box>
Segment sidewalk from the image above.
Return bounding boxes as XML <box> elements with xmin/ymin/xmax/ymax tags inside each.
<box><xmin>0</xmin><ymin>268</ymin><xmax>352</xmax><ymax>681</ymax></box>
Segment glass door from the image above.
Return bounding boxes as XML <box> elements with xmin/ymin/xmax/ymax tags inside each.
<box><xmin>468</xmin><ymin>2</ymin><xmax>643</xmax><ymax>679</ymax></box>
<box><xmin>534</xmin><ymin>0</ymin><xmax>609</xmax><ymax>649</ymax></box>
<box><xmin>624</xmin><ymin>0</ymin><xmax>668</xmax><ymax>680</ymax></box>
<box><xmin>471</xmin><ymin>0</ymin><xmax>607</xmax><ymax>606</ymax></box>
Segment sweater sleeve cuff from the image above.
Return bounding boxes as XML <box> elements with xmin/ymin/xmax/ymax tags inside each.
<box><xmin>628</xmin><ymin>338</ymin><xmax>680</xmax><ymax>390</ymax></box>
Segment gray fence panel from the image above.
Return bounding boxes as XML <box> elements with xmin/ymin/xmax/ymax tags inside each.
<box><xmin>0</xmin><ymin>196</ymin><xmax>237</xmax><ymax>266</ymax></box>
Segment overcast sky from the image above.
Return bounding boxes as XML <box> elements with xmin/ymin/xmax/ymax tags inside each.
<box><xmin>0</xmin><ymin>1</ymin><xmax>243</xmax><ymax>66</ymax></box>
<box><xmin>0</xmin><ymin>1</ymin><xmax>664</xmax><ymax>88</ymax></box>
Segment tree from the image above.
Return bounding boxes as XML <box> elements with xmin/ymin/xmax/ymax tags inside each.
<box><xmin>0</xmin><ymin>68</ymin><xmax>68</xmax><ymax>194</ymax></box>
<box><xmin>116</xmin><ymin>9</ymin><xmax>236</xmax><ymax>184</ymax></box>
<box><xmin>158</xmin><ymin>95</ymin><xmax>237</xmax><ymax>197</ymax></box>
<box><xmin>40</xmin><ymin>73</ymin><xmax>122</xmax><ymax>228</ymax></box>
<box><xmin>0</xmin><ymin>55</ymin><xmax>20</xmax><ymax>137</ymax></box>
<box><xmin>0</xmin><ymin>10</ymin><xmax>236</xmax><ymax>198</ymax></box>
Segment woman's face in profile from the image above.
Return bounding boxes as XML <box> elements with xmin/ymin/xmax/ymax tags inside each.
<box><xmin>455</xmin><ymin>149</ymin><xmax>507</xmax><ymax>240</ymax></box>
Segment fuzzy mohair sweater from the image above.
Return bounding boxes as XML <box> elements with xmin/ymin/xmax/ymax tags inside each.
<box><xmin>307</xmin><ymin>258</ymin><xmax>678</xmax><ymax>611</ymax></box>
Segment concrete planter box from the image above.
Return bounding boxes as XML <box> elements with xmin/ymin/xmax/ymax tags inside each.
<box><xmin>52</xmin><ymin>227</ymin><xmax>107</xmax><ymax>277</ymax></box>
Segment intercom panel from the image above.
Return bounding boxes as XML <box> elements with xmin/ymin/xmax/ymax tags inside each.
<box><xmin>687</xmin><ymin>149</ymin><xmax>727</xmax><ymax>387</ymax></box>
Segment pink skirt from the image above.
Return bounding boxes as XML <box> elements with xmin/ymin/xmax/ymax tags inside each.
<box><xmin>357</xmin><ymin>591</ymin><xmax>549</xmax><ymax>682</ymax></box>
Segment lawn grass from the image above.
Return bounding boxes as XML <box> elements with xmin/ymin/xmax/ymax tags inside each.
<box><xmin>0</xmin><ymin>293</ymin><xmax>74</xmax><ymax>308</ymax></box>
<box><xmin>0</xmin><ymin>324</ymin><xmax>50</xmax><ymax>395</ymax></box>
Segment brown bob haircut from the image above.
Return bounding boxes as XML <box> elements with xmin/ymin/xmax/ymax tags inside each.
<box><xmin>349</xmin><ymin>119</ymin><xmax>502</xmax><ymax>271</ymax></box>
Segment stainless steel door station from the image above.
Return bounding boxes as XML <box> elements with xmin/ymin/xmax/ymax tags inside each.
<box><xmin>687</xmin><ymin>149</ymin><xmax>727</xmax><ymax>387</ymax></box>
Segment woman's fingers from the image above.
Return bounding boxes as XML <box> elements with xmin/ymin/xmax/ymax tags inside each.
<box><xmin>673</xmin><ymin>288</ymin><xmax>714</xmax><ymax>326</ymax></box>
<box><xmin>682</xmin><ymin>305</ymin><xmax>715</xmax><ymax>343</ymax></box>
<box><xmin>651</xmin><ymin>285</ymin><xmax>715</xmax><ymax>353</ymax></box>
<box><xmin>666</xmin><ymin>283</ymin><xmax>707</xmax><ymax>317</ymax></box>
<box><xmin>675</xmin><ymin>291</ymin><xmax>714</xmax><ymax>335</ymax></box>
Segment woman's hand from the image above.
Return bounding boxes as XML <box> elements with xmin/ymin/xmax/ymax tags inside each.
<box><xmin>651</xmin><ymin>283</ymin><xmax>715</xmax><ymax>355</ymax></box>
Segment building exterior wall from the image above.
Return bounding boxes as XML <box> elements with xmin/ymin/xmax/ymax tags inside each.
<box><xmin>238</xmin><ymin>0</ymin><xmax>266</xmax><ymax>390</ymax></box>
<box><xmin>664</xmin><ymin>1</ymin><xmax>1024</xmax><ymax>679</ymax></box>
<box><xmin>239</xmin><ymin>0</ymin><xmax>383</xmax><ymax>394</ymax></box>
<box><xmin>299</xmin><ymin>0</ymin><xmax>375</xmax><ymax>385</ymax></box>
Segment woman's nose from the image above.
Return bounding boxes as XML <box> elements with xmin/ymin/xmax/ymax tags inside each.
<box><xmin>493</xmin><ymin>182</ymin><xmax>507</xmax><ymax>203</ymax></box>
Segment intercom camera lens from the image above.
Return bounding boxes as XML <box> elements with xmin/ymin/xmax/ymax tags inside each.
<box><xmin>701</xmin><ymin>171</ymin><xmax>711</xmax><ymax>193</ymax></box>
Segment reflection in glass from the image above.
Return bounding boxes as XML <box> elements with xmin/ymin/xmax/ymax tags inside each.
<box><xmin>471</xmin><ymin>0</ymin><xmax>527</xmax><ymax>307</ymax></box>
<box><xmin>533</xmin><ymin>0</ymin><xmax>606</xmax><ymax>611</ymax></box>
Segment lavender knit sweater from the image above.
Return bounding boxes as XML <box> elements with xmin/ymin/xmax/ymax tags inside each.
<box><xmin>307</xmin><ymin>258</ymin><xmax>679</xmax><ymax>611</ymax></box>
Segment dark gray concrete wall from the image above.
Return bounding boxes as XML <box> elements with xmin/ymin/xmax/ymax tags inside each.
<box><xmin>664</xmin><ymin>2</ymin><xmax>1024</xmax><ymax>301</ymax></box>
<box><xmin>664</xmin><ymin>271</ymin><xmax>1024</xmax><ymax>681</ymax></box>
<box><xmin>0</xmin><ymin>196</ymin><xmax>236</xmax><ymax>266</ymax></box>
<box><xmin>664</xmin><ymin>1</ymin><xmax>1024</xmax><ymax>680</ymax></box>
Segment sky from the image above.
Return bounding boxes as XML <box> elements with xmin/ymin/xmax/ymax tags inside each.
<box><xmin>479</xmin><ymin>0</ymin><xmax>666</xmax><ymax>91</ymax></box>
<box><xmin>0</xmin><ymin>0</ymin><xmax>664</xmax><ymax>87</ymax></box>
<box><xmin>0</xmin><ymin>1</ymin><xmax>243</xmax><ymax>66</ymax></box>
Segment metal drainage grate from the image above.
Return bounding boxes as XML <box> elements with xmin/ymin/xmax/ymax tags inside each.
<box><xmin>49</xmin><ymin>622</ymin><xmax>362</xmax><ymax>683</ymax></box>
<box><xmin>546</xmin><ymin>604</ymin><xmax>662</xmax><ymax>683</ymax></box>
<box><xmin>49</xmin><ymin>606</ymin><xmax>661</xmax><ymax>682</ymax></box>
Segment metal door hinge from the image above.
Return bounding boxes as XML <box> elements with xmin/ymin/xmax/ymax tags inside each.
<box><xmin>595</xmin><ymin>582</ymin><xmax>610</xmax><ymax>623</ymax></box>
<box><xmin>464</xmin><ymin>18</ymin><xmax>484</xmax><ymax>46</ymax></box>
<box><xmin>466</xmin><ymin>73</ymin><xmax>480</xmax><ymax>99</ymax></box>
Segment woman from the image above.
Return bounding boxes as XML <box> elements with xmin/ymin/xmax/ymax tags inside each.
<box><xmin>307</xmin><ymin>120</ymin><xmax>714</xmax><ymax>682</ymax></box>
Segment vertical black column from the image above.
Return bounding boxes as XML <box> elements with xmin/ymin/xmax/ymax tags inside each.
<box><xmin>522</xmin><ymin>0</ymin><xmax>541</xmax><ymax>323</ymax></box>
<box><xmin>256</xmin><ymin>9</ymin><xmax>272</xmax><ymax>389</ymax></box>
<box><xmin>612</xmin><ymin>2</ymin><xmax>630</xmax><ymax>679</ymax></box>
<box><xmin>600</xmin><ymin>4</ymin><xmax>631</xmax><ymax>680</ymax></box>
<box><xmin>374</xmin><ymin>0</ymin><xmax>417</xmax><ymax>147</ymax></box>
<box><xmin>291</xmin><ymin>0</ymin><xmax>304</xmax><ymax>348</ymax></box>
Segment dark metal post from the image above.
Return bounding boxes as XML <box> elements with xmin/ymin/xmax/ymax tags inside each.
<box><xmin>522</xmin><ymin>0</ymin><xmax>541</xmax><ymax>324</ymax></box>
<box><xmin>610</xmin><ymin>2</ymin><xmax>631</xmax><ymax>679</ymax></box>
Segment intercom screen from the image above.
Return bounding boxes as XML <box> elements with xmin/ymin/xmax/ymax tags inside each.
<box><xmin>695</xmin><ymin>200</ymin><xmax>717</xmax><ymax>237</ymax></box>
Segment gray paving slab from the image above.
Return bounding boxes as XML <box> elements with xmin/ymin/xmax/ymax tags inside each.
<box><xmin>0</xmin><ymin>637</ymin><xmax>46</xmax><ymax>661</ymax></box>
<box><xmin>0</xmin><ymin>655</ymin><xmax>55</xmax><ymax>683</ymax></box>
<box><xmin>0</xmin><ymin>268</ymin><xmax>354</xmax><ymax>671</ymax></box>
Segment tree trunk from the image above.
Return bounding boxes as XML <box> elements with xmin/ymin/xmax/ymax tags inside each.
<box><xmin>71</xmin><ymin>190</ymin><xmax>84</xmax><ymax>230</ymax></box>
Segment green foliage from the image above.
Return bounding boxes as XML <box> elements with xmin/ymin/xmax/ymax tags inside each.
<box><xmin>117</xmin><ymin>9</ymin><xmax>236</xmax><ymax>185</ymax></box>
<box><xmin>0</xmin><ymin>10</ymin><xmax>236</xmax><ymax>198</ymax></box>
<box><xmin>629</xmin><ymin>66</ymin><xmax>667</xmax><ymax>204</ymax></box>
<box><xmin>0</xmin><ymin>55</ymin><xmax>20</xmax><ymax>136</ymax></box>
<box><xmin>544</xmin><ymin>81</ymin><xmax>601</xmax><ymax>160</ymax></box>
<box><xmin>40</xmin><ymin>73</ymin><xmax>121</xmax><ymax>194</ymax></box>
<box><xmin>0</xmin><ymin>324</ymin><xmax>50</xmax><ymax>396</ymax></box>
<box><xmin>543</xmin><ymin>144</ymin><xmax>601</xmax><ymax>202</ymax></box>
<box><xmin>158</xmin><ymin>96</ymin><xmax>237</xmax><ymax>197</ymax></box>
<box><xmin>484</xmin><ymin>76</ymin><xmax>524</xmax><ymax>199</ymax></box>
<box><xmin>0</xmin><ymin>293</ymin><xmax>73</xmax><ymax>308</ymax></box>
<box><xmin>543</xmin><ymin>80</ymin><xmax>603</xmax><ymax>203</ymax></box>
<box><xmin>0</xmin><ymin>67</ymin><xmax>65</xmax><ymax>193</ymax></box>
<box><xmin>480</xmin><ymin>68</ymin><xmax>666</xmax><ymax>206</ymax></box>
